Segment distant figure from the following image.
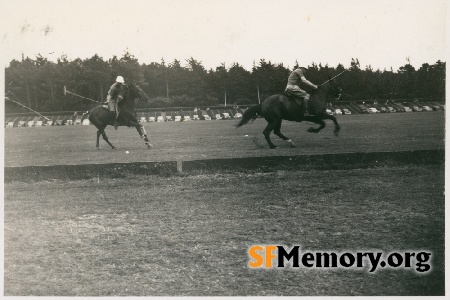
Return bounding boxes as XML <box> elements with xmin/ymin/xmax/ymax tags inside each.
<box><xmin>107</xmin><ymin>75</ymin><xmax>125</xmax><ymax>130</ymax></box>
<box><xmin>284</xmin><ymin>67</ymin><xmax>318</xmax><ymax>114</ymax></box>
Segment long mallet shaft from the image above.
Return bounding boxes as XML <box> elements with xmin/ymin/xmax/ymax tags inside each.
<box><xmin>321</xmin><ymin>70</ymin><xmax>348</xmax><ymax>85</ymax></box>
<box><xmin>63</xmin><ymin>86</ymin><xmax>102</xmax><ymax>103</ymax></box>
<box><xmin>320</xmin><ymin>59</ymin><xmax>360</xmax><ymax>85</ymax></box>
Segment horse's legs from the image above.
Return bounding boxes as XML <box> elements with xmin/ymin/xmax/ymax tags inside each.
<box><xmin>273</xmin><ymin>120</ymin><xmax>295</xmax><ymax>147</ymax></box>
<box><xmin>96</xmin><ymin>130</ymin><xmax>102</xmax><ymax>149</ymax></box>
<box><xmin>304</xmin><ymin>116</ymin><xmax>326</xmax><ymax>133</ymax></box>
<box><xmin>263</xmin><ymin>119</ymin><xmax>279</xmax><ymax>149</ymax></box>
<box><xmin>304</xmin><ymin>114</ymin><xmax>341</xmax><ymax>136</ymax></box>
<box><xmin>98</xmin><ymin>129</ymin><xmax>116</xmax><ymax>149</ymax></box>
<box><xmin>135</xmin><ymin>124</ymin><xmax>152</xmax><ymax>149</ymax></box>
<box><xmin>320</xmin><ymin>114</ymin><xmax>341</xmax><ymax>136</ymax></box>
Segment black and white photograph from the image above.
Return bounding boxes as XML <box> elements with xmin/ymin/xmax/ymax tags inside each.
<box><xmin>1</xmin><ymin>0</ymin><xmax>446</xmax><ymax>297</ymax></box>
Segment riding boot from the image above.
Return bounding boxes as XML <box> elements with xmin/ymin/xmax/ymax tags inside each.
<box><xmin>114</xmin><ymin>107</ymin><xmax>119</xmax><ymax>130</ymax></box>
<box><xmin>294</xmin><ymin>98</ymin><xmax>307</xmax><ymax>117</ymax></box>
<box><xmin>303</xmin><ymin>98</ymin><xmax>309</xmax><ymax>115</ymax></box>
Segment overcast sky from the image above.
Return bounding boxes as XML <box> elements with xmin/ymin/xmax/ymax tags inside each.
<box><xmin>0</xmin><ymin>0</ymin><xmax>447</xmax><ymax>71</ymax></box>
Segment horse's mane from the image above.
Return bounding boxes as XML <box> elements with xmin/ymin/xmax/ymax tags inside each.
<box><xmin>119</xmin><ymin>84</ymin><xmax>136</xmax><ymax>112</ymax></box>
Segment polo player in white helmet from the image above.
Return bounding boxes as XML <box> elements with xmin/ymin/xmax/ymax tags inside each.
<box><xmin>107</xmin><ymin>75</ymin><xmax>125</xmax><ymax>130</ymax></box>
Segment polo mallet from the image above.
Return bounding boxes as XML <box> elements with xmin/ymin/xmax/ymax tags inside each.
<box><xmin>321</xmin><ymin>70</ymin><xmax>348</xmax><ymax>85</ymax></box>
<box><xmin>63</xmin><ymin>86</ymin><xmax>102</xmax><ymax>103</ymax></box>
<box><xmin>320</xmin><ymin>59</ymin><xmax>360</xmax><ymax>85</ymax></box>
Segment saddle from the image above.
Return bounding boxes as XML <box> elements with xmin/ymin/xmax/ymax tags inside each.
<box><xmin>103</xmin><ymin>103</ymin><xmax>119</xmax><ymax>113</ymax></box>
<box><xmin>283</xmin><ymin>92</ymin><xmax>311</xmax><ymax>116</ymax></box>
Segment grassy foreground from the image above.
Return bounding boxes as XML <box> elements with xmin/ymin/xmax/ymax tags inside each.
<box><xmin>4</xmin><ymin>165</ymin><xmax>444</xmax><ymax>296</ymax></box>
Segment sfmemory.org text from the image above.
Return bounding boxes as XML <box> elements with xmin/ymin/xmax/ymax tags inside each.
<box><xmin>248</xmin><ymin>245</ymin><xmax>432</xmax><ymax>273</ymax></box>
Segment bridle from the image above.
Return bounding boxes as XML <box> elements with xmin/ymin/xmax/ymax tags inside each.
<box><xmin>123</xmin><ymin>83</ymin><xmax>149</xmax><ymax>101</ymax></box>
<box><xmin>135</xmin><ymin>84</ymin><xmax>150</xmax><ymax>101</ymax></box>
<box><xmin>318</xmin><ymin>82</ymin><xmax>341</xmax><ymax>98</ymax></box>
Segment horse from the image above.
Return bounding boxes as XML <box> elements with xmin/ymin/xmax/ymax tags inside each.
<box><xmin>236</xmin><ymin>79</ymin><xmax>342</xmax><ymax>149</ymax></box>
<box><xmin>81</xmin><ymin>83</ymin><xmax>152</xmax><ymax>150</ymax></box>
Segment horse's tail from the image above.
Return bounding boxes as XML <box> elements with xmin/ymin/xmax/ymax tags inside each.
<box><xmin>236</xmin><ymin>104</ymin><xmax>262</xmax><ymax>127</ymax></box>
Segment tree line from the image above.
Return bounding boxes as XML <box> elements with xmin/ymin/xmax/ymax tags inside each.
<box><xmin>5</xmin><ymin>51</ymin><xmax>445</xmax><ymax>112</ymax></box>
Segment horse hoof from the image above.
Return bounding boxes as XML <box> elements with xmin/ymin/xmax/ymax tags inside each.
<box><xmin>147</xmin><ymin>144</ymin><xmax>153</xmax><ymax>149</ymax></box>
<box><xmin>307</xmin><ymin>127</ymin><xmax>317</xmax><ymax>133</ymax></box>
<box><xmin>270</xmin><ymin>145</ymin><xmax>278</xmax><ymax>149</ymax></box>
<box><xmin>112</xmin><ymin>147</ymin><xmax>117</xmax><ymax>150</ymax></box>
<box><xmin>334</xmin><ymin>129</ymin><xmax>340</xmax><ymax>137</ymax></box>
<box><xmin>95</xmin><ymin>147</ymin><xmax>101</xmax><ymax>150</ymax></box>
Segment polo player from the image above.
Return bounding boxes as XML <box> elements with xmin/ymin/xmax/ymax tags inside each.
<box><xmin>284</xmin><ymin>67</ymin><xmax>318</xmax><ymax>115</ymax></box>
<box><xmin>107</xmin><ymin>76</ymin><xmax>125</xmax><ymax>130</ymax></box>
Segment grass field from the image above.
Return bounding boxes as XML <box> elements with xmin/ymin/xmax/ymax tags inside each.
<box><xmin>4</xmin><ymin>166</ymin><xmax>444</xmax><ymax>296</ymax></box>
<box><xmin>4</xmin><ymin>111</ymin><xmax>445</xmax><ymax>296</ymax></box>
<box><xmin>4</xmin><ymin>112</ymin><xmax>445</xmax><ymax>167</ymax></box>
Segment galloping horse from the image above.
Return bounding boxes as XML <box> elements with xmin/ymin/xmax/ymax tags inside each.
<box><xmin>236</xmin><ymin>79</ymin><xmax>342</xmax><ymax>148</ymax></box>
<box><xmin>81</xmin><ymin>83</ymin><xmax>152</xmax><ymax>149</ymax></box>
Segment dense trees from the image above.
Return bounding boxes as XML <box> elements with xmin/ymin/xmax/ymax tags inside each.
<box><xmin>5</xmin><ymin>51</ymin><xmax>445</xmax><ymax>112</ymax></box>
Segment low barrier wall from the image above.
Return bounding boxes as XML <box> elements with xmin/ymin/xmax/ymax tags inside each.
<box><xmin>4</xmin><ymin>149</ymin><xmax>444</xmax><ymax>182</ymax></box>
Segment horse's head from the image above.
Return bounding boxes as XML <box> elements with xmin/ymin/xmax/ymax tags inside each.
<box><xmin>122</xmin><ymin>83</ymin><xmax>149</xmax><ymax>102</ymax></box>
<box><xmin>119</xmin><ymin>83</ymin><xmax>148</xmax><ymax>112</ymax></box>
<box><xmin>319</xmin><ymin>77</ymin><xmax>342</xmax><ymax>101</ymax></box>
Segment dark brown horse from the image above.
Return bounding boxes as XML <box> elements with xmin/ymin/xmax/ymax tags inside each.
<box><xmin>236</xmin><ymin>79</ymin><xmax>342</xmax><ymax>148</ymax></box>
<box><xmin>81</xmin><ymin>83</ymin><xmax>152</xmax><ymax>149</ymax></box>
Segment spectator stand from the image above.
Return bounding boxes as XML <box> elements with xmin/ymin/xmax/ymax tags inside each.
<box><xmin>73</xmin><ymin>114</ymin><xmax>83</xmax><ymax>125</ymax></box>
<box><xmin>5</xmin><ymin>116</ymin><xmax>18</xmax><ymax>128</ymax></box>
<box><xmin>34</xmin><ymin>116</ymin><xmax>44</xmax><ymax>127</ymax></box>
<box><xmin>17</xmin><ymin>116</ymin><xmax>31</xmax><ymax>127</ymax></box>
<box><xmin>136</xmin><ymin>111</ymin><xmax>146</xmax><ymax>123</ymax></box>
<box><xmin>55</xmin><ymin>115</ymin><xmax>65</xmax><ymax>125</ymax></box>
<box><xmin>160</xmin><ymin>111</ymin><xmax>167</xmax><ymax>121</ymax></box>
<box><xmin>4</xmin><ymin>99</ymin><xmax>446</xmax><ymax>129</ymax></box>
<box><xmin>156</xmin><ymin>112</ymin><xmax>165</xmax><ymax>122</ymax></box>
<box><xmin>48</xmin><ymin>115</ymin><xmax>58</xmax><ymax>125</ymax></box>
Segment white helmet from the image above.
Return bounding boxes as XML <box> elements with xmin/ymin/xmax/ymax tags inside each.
<box><xmin>116</xmin><ymin>76</ymin><xmax>125</xmax><ymax>83</ymax></box>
